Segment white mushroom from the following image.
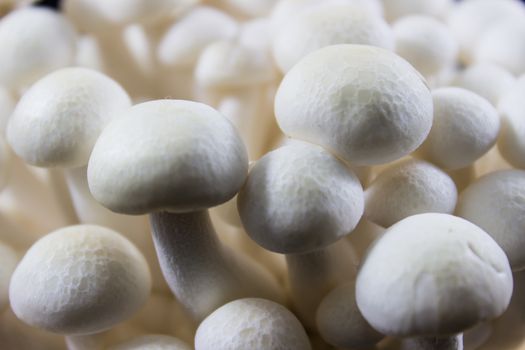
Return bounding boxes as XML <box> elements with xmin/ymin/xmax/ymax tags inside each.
<box><xmin>356</xmin><ymin>213</ymin><xmax>513</xmax><ymax>349</ymax></box>
<box><xmin>272</xmin><ymin>3</ymin><xmax>394</xmax><ymax>73</ymax></box>
<box><xmin>365</xmin><ymin>158</ymin><xmax>457</xmax><ymax>228</ymax></box>
<box><xmin>275</xmin><ymin>44</ymin><xmax>433</xmax><ymax>165</ymax></box>
<box><xmin>316</xmin><ymin>282</ymin><xmax>384</xmax><ymax>349</ymax></box>
<box><xmin>456</xmin><ymin>170</ymin><xmax>525</xmax><ymax>271</ymax></box>
<box><xmin>0</xmin><ymin>7</ymin><xmax>76</xmax><ymax>91</ymax></box>
<box><xmin>0</xmin><ymin>240</ymin><xmax>18</xmax><ymax>312</ymax></box>
<box><xmin>194</xmin><ymin>298</ymin><xmax>311</xmax><ymax>350</ymax></box>
<box><xmin>497</xmin><ymin>75</ymin><xmax>525</xmax><ymax>169</ymax></box>
<box><xmin>392</xmin><ymin>15</ymin><xmax>457</xmax><ymax>78</ymax></box>
<box><xmin>416</xmin><ymin>87</ymin><xmax>500</xmax><ymax>170</ymax></box>
<box><xmin>9</xmin><ymin>225</ymin><xmax>151</xmax><ymax>336</ymax></box>
<box><xmin>109</xmin><ymin>335</ymin><xmax>191</xmax><ymax>350</ymax></box>
<box><xmin>88</xmin><ymin>99</ymin><xmax>284</xmax><ymax>321</ymax></box>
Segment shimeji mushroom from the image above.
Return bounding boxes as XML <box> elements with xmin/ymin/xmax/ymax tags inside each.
<box><xmin>0</xmin><ymin>240</ymin><xmax>18</xmax><ymax>312</ymax></box>
<box><xmin>275</xmin><ymin>44</ymin><xmax>433</xmax><ymax>166</ymax></box>
<box><xmin>108</xmin><ymin>335</ymin><xmax>191</xmax><ymax>350</ymax></box>
<box><xmin>365</xmin><ymin>158</ymin><xmax>457</xmax><ymax>228</ymax></box>
<box><xmin>238</xmin><ymin>140</ymin><xmax>363</xmax><ymax>328</ymax></box>
<box><xmin>416</xmin><ymin>87</ymin><xmax>500</xmax><ymax>170</ymax></box>
<box><xmin>316</xmin><ymin>282</ymin><xmax>384</xmax><ymax>349</ymax></box>
<box><xmin>497</xmin><ymin>75</ymin><xmax>525</xmax><ymax>169</ymax></box>
<box><xmin>9</xmin><ymin>225</ymin><xmax>152</xmax><ymax>349</ymax></box>
<box><xmin>0</xmin><ymin>7</ymin><xmax>76</xmax><ymax>91</ymax></box>
<box><xmin>456</xmin><ymin>170</ymin><xmax>525</xmax><ymax>271</ymax></box>
<box><xmin>87</xmin><ymin>99</ymin><xmax>284</xmax><ymax>321</ymax></box>
<box><xmin>271</xmin><ymin>2</ymin><xmax>394</xmax><ymax>73</ymax></box>
<box><xmin>194</xmin><ymin>298</ymin><xmax>311</xmax><ymax>350</ymax></box>
<box><xmin>356</xmin><ymin>213</ymin><xmax>513</xmax><ymax>350</ymax></box>
<box><xmin>392</xmin><ymin>15</ymin><xmax>457</xmax><ymax>79</ymax></box>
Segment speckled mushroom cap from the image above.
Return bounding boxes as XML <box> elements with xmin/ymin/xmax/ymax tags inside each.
<box><xmin>365</xmin><ymin>158</ymin><xmax>457</xmax><ymax>228</ymax></box>
<box><xmin>456</xmin><ymin>170</ymin><xmax>525</xmax><ymax>271</ymax></box>
<box><xmin>9</xmin><ymin>225</ymin><xmax>151</xmax><ymax>335</ymax></box>
<box><xmin>194</xmin><ymin>298</ymin><xmax>311</xmax><ymax>350</ymax></box>
<box><xmin>88</xmin><ymin>99</ymin><xmax>248</xmax><ymax>215</ymax></box>
<box><xmin>0</xmin><ymin>241</ymin><xmax>18</xmax><ymax>312</ymax></box>
<box><xmin>356</xmin><ymin>213</ymin><xmax>513</xmax><ymax>337</ymax></box>
<box><xmin>272</xmin><ymin>3</ymin><xmax>394</xmax><ymax>73</ymax></box>
<box><xmin>274</xmin><ymin>44</ymin><xmax>433</xmax><ymax>166</ymax></box>
<box><xmin>498</xmin><ymin>75</ymin><xmax>525</xmax><ymax>169</ymax></box>
<box><xmin>7</xmin><ymin>67</ymin><xmax>131</xmax><ymax>168</ymax></box>
<box><xmin>416</xmin><ymin>87</ymin><xmax>500</xmax><ymax>170</ymax></box>
<box><xmin>238</xmin><ymin>140</ymin><xmax>363</xmax><ymax>254</ymax></box>
<box><xmin>0</xmin><ymin>7</ymin><xmax>76</xmax><ymax>90</ymax></box>
<box><xmin>109</xmin><ymin>335</ymin><xmax>191</xmax><ymax>350</ymax></box>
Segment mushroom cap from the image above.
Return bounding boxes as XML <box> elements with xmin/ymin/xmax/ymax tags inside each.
<box><xmin>417</xmin><ymin>87</ymin><xmax>500</xmax><ymax>170</ymax></box>
<box><xmin>365</xmin><ymin>158</ymin><xmax>457</xmax><ymax>228</ymax></box>
<box><xmin>498</xmin><ymin>75</ymin><xmax>525</xmax><ymax>168</ymax></box>
<box><xmin>382</xmin><ymin>0</ymin><xmax>452</xmax><ymax>22</ymax></box>
<box><xmin>356</xmin><ymin>213</ymin><xmax>513</xmax><ymax>337</ymax></box>
<box><xmin>157</xmin><ymin>6</ymin><xmax>238</xmax><ymax>68</ymax></box>
<box><xmin>7</xmin><ymin>67</ymin><xmax>131</xmax><ymax>168</ymax></box>
<box><xmin>238</xmin><ymin>140</ymin><xmax>364</xmax><ymax>254</ymax></box>
<box><xmin>272</xmin><ymin>3</ymin><xmax>394</xmax><ymax>73</ymax></box>
<box><xmin>453</xmin><ymin>63</ymin><xmax>515</xmax><ymax>106</ymax></box>
<box><xmin>88</xmin><ymin>99</ymin><xmax>248</xmax><ymax>215</ymax></box>
<box><xmin>9</xmin><ymin>225</ymin><xmax>151</xmax><ymax>335</ymax></box>
<box><xmin>456</xmin><ymin>170</ymin><xmax>525</xmax><ymax>271</ymax></box>
<box><xmin>274</xmin><ymin>44</ymin><xmax>433</xmax><ymax>165</ymax></box>
<box><xmin>0</xmin><ymin>241</ymin><xmax>18</xmax><ymax>312</ymax></box>
<box><xmin>109</xmin><ymin>335</ymin><xmax>191</xmax><ymax>350</ymax></box>
<box><xmin>473</xmin><ymin>19</ymin><xmax>525</xmax><ymax>76</ymax></box>
<box><xmin>393</xmin><ymin>15</ymin><xmax>457</xmax><ymax>77</ymax></box>
<box><xmin>316</xmin><ymin>282</ymin><xmax>384</xmax><ymax>349</ymax></box>
<box><xmin>194</xmin><ymin>298</ymin><xmax>311</xmax><ymax>350</ymax></box>
<box><xmin>0</xmin><ymin>7</ymin><xmax>76</xmax><ymax>90</ymax></box>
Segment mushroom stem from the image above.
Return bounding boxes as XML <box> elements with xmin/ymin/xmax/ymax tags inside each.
<box><xmin>65</xmin><ymin>334</ymin><xmax>105</xmax><ymax>350</ymax></box>
<box><xmin>149</xmin><ymin>210</ymin><xmax>285</xmax><ymax>321</ymax></box>
<box><xmin>286</xmin><ymin>239</ymin><xmax>357</xmax><ymax>330</ymax></box>
<box><xmin>401</xmin><ymin>335</ymin><xmax>463</xmax><ymax>350</ymax></box>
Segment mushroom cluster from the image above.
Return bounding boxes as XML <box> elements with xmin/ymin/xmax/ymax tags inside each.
<box><xmin>0</xmin><ymin>0</ymin><xmax>525</xmax><ymax>349</ymax></box>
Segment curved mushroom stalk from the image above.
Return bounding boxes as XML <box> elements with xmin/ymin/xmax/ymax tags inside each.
<box><xmin>400</xmin><ymin>335</ymin><xmax>463</xmax><ymax>350</ymax></box>
<box><xmin>150</xmin><ymin>210</ymin><xmax>284</xmax><ymax>321</ymax></box>
<box><xmin>286</xmin><ymin>239</ymin><xmax>357</xmax><ymax>329</ymax></box>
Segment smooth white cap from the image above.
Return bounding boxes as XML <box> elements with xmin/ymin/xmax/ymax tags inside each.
<box><xmin>0</xmin><ymin>7</ymin><xmax>76</xmax><ymax>90</ymax></box>
<box><xmin>272</xmin><ymin>3</ymin><xmax>394</xmax><ymax>73</ymax></box>
<box><xmin>417</xmin><ymin>87</ymin><xmax>500</xmax><ymax>170</ymax></box>
<box><xmin>456</xmin><ymin>170</ymin><xmax>525</xmax><ymax>271</ymax></box>
<box><xmin>453</xmin><ymin>63</ymin><xmax>515</xmax><ymax>106</ymax></box>
<box><xmin>393</xmin><ymin>15</ymin><xmax>457</xmax><ymax>77</ymax></box>
<box><xmin>109</xmin><ymin>335</ymin><xmax>191</xmax><ymax>350</ymax></box>
<box><xmin>9</xmin><ymin>225</ymin><xmax>152</xmax><ymax>335</ymax></box>
<box><xmin>238</xmin><ymin>140</ymin><xmax>364</xmax><ymax>254</ymax></box>
<box><xmin>356</xmin><ymin>213</ymin><xmax>513</xmax><ymax>337</ymax></box>
<box><xmin>88</xmin><ymin>99</ymin><xmax>248</xmax><ymax>215</ymax></box>
<box><xmin>0</xmin><ymin>241</ymin><xmax>18</xmax><ymax>312</ymax></box>
<box><xmin>195</xmin><ymin>298</ymin><xmax>311</xmax><ymax>350</ymax></box>
<box><xmin>316</xmin><ymin>282</ymin><xmax>384</xmax><ymax>349</ymax></box>
<box><xmin>275</xmin><ymin>44</ymin><xmax>433</xmax><ymax>165</ymax></box>
<box><xmin>498</xmin><ymin>75</ymin><xmax>525</xmax><ymax>168</ymax></box>
<box><xmin>365</xmin><ymin>158</ymin><xmax>457</xmax><ymax>228</ymax></box>
<box><xmin>7</xmin><ymin>67</ymin><xmax>131</xmax><ymax>168</ymax></box>
<box><xmin>157</xmin><ymin>6</ymin><xmax>238</xmax><ymax>68</ymax></box>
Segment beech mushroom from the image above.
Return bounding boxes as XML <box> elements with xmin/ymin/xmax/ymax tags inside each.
<box><xmin>0</xmin><ymin>7</ymin><xmax>76</xmax><ymax>91</ymax></box>
<box><xmin>356</xmin><ymin>213</ymin><xmax>513</xmax><ymax>349</ymax></box>
<box><xmin>194</xmin><ymin>298</ymin><xmax>311</xmax><ymax>350</ymax></box>
<box><xmin>88</xmin><ymin>99</ymin><xmax>284</xmax><ymax>321</ymax></box>
<box><xmin>109</xmin><ymin>335</ymin><xmax>191</xmax><ymax>350</ymax></box>
<box><xmin>456</xmin><ymin>170</ymin><xmax>525</xmax><ymax>271</ymax></box>
<box><xmin>238</xmin><ymin>140</ymin><xmax>363</xmax><ymax>327</ymax></box>
<box><xmin>416</xmin><ymin>87</ymin><xmax>500</xmax><ymax>170</ymax></box>
<box><xmin>365</xmin><ymin>158</ymin><xmax>457</xmax><ymax>228</ymax></box>
<box><xmin>274</xmin><ymin>44</ymin><xmax>433</xmax><ymax>165</ymax></box>
<box><xmin>0</xmin><ymin>240</ymin><xmax>18</xmax><ymax>312</ymax></box>
<box><xmin>9</xmin><ymin>225</ymin><xmax>151</xmax><ymax>345</ymax></box>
